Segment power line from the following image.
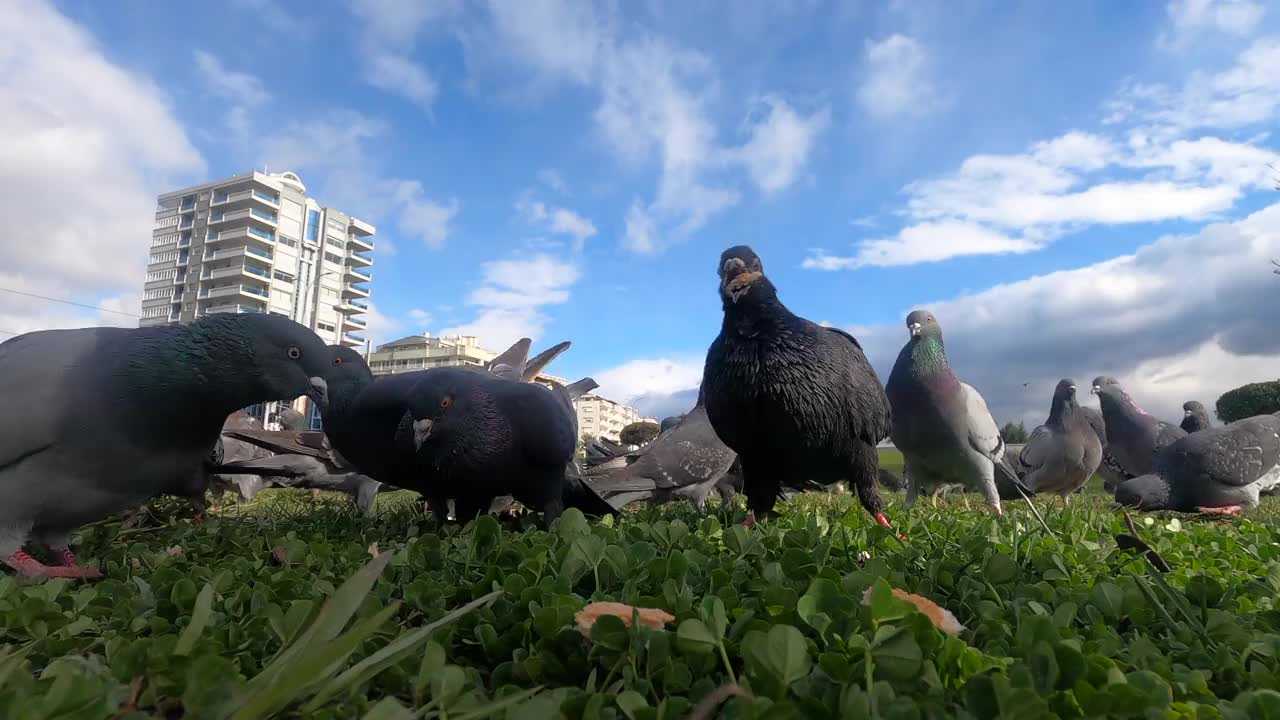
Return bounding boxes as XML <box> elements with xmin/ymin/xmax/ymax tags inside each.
<box><xmin>0</xmin><ymin>286</ymin><xmax>139</xmax><ymax>318</ymax></box>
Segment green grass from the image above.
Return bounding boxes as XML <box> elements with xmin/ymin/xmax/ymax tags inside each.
<box><xmin>3</xmin><ymin>453</ymin><xmax>1280</xmax><ymax>719</ymax></box>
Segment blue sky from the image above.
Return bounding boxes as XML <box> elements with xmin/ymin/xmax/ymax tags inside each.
<box><xmin>3</xmin><ymin>0</ymin><xmax>1280</xmax><ymax>425</ymax></box>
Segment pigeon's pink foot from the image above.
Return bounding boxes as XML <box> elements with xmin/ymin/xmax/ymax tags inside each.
<box><xmin>4</xmin><ymin>550</ymin><xmax>53</xmax><ymax>577</ymax></box>
<box><xmin>190</xmin><ymin>512</ymin><xmax>206</xmax><ymax>527</ymax></box>
<box><xmin>742</xmin><ymin>512</ymin><xmax>757</xmax><ymax>529</ymax></box>
<box><xmin>1197</xmin><ymin>505</ymin><xmax>1244</xmax><ymax>517</ymax></box>
<box><xmin>874</xmin><ymin>512</ymin><xmax>907</xmax><ymax>541</ymax></box>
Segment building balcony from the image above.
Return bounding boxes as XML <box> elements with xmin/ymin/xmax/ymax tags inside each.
<box><xmin>202</xmin><ymin>245</ymin><xmax>274</xmax><ymax>264</ymax></box>
<box><xmin>204</xmin><ymin>303</ymin><xmax>266</xmax><ymax>316</ymax></box>
<box><xmin>198</xmin><ymin>283</ymin><xmax>270</xmax><ymax>301</ymax></box>
<box><xmin>344</xmin><ymin>315</ymin><xmax>367</xmax><ymax>330</ymax></box>
<box><xmin>342</xmin><ymin>282</ymin><xmax>370</xmax><ymax>299</ymax></box>
<box><xmin>207</xmin><ymin>225</ymin><xmax>276</xmax><ymax>248</ymax></box>
<box><xmin>341</xmin><ymin>332</ymin><xmax>366</xmax><ymax>347</ymax></box>
<box><xmin>201</xmin><ymin>262</ymin><xmax>272</xmax><ymax>282</ymax></box>
<box><xmin>346</xmin><ymin>231</ymin><xmax>374</xmax><ymax>252</ymax></box>
<box><xmin>343</xmin><ymin>266</ymin><xmax>371</xmax><ymax>283</ymax></box>
<box><xmin>335</xmin><ymin>300</ymin><xmax>368</xmax><ymax>314</ymax></box>
<box><xmin>345</xmin><ymin>249</ymin><xmax>373</xmax><ymax>267</ymax></box>
<box><xmin>210</xmin><ymin>186</ymin><xmax>280</xmax><ymax>211</ymax></box>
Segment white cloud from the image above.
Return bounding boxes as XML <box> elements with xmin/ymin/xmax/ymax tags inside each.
<box><xmin>803</xmin><ymin>222</ymin><xmax>1042</xmax><ymax>270</ymax></box>
<box><xmin>193</xmin><ymin>50</ymin><xmax>271</xmax><ymax>140</ymax></box>
<box><xmin>480</xmin><ymin>5</ymin><xmax>826</xmax><ymax>253</ymax></box>
<box><xmin>258</xmin><ymin>113</ymin><xmax>460</xmax><ymax>249</ymax></box>
<box><xmin>623</xmin><ymin>202</ymin><xmax>658</xmax><ymax>254</ymax></box>
<box><xmin>354</xmin><ymin>301</ymin><xmax>402</xmax><ymax>348</ymax></box>
<box><xmin>0</xmin><ymin>0</ymin><xmax>204</xmax><ymax>332</ymax></box>
<box><xmin>391</xmin><ymin>180</ymin><xmax>459</xmax><ymax>248</ymax></box>
<box><xmin>537</xmin><ymin>168</ymin><xmax>569</xmax><ymax>194</ymax></box>
<box><xmin>408</xmin><ymin>308</ymin><xmax>432</xmax><ymax>327</ymax></box>
<box><xmin>849</xmin><ymin>201</ymin><xmax>1280</xmax><ymax>428</ymax></box>
<box><xmin>516</xmin><ymin>195</ymin><xmax>598</xmax><ymax>249</ymax></box>
<box><xmin>364</xmin><ymin>53</ymin><xmax>439</xmax><ymax>113</ymax></box>
<box><xmin>348</xmin><ymin>0</ymin><xmax>455</xmax><ymax>112</ymax></box>
<box><xmin>439</xmin><ymin>254</ymin><xmax>580</xmax><ymax>348</ymax></box>
<box><xmin>593</xmin><ymin>357</ymin><xmax>705</xmax><ymax>417</ymax></box>
<box><xmin>734</xmin><ymin>96</ymin><xmax>830</xmax><ymax>194</ymax></box>
<box><xmin>1162</xmin><ymin>0</ymin><xmax>1266</xmax><ymax>46</ymax></box>
<box><xmin>858</xmin><ymin>34</ymin><xmax>938</xmax><ymax>120</ymax></box>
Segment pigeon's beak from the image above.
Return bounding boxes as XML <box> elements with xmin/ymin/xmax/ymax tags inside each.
<box><xmin>411</xmin><ymin>418</ymin><xmax>434</xmax><ymax>450</ymax></box>
<box><xmin>307</xmin><ymin>377</ymin><xmax>329</xmax><ymax>409</ymax></box>
<box><xmin>1091</xmin><ymin>385</ymin><xmax>1100</xmax><ymax>395</ymax></box>
<box><xmin>909</xmin><ymin>322</ymin><xmax>922</xmax><ymax>337</ymax></box>
<box><xmin>1184</xmin><ymin>410</ymin><xmax>1192</xmax><ymax>417</ymax></box>
<box><xmin>720</xmin><ymin>257</ymin><xmax>760</xmax><ymax>304</ymax></box>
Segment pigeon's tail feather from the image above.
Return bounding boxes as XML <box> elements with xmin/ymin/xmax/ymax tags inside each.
<box><xmin>486</xmin><ymin>337</ymin><xmax>533</xmax><ymax>380</ymax></box>
<box><xmin>563</xmin><ymin>377</ymin><xmax>599</xmax><ymax>402</ymax></box>
<box><xmin>995</xmin><ymin>457</ymin><xmax>1034</xmax><ymax>501</ymax></box>
<box><xmin>563</xmin><ymin>474</ymin><xmax>618</xmax><ymax>516</ymax></box>
<box><xmin>523</xmin><ymin>341</ymin><xmax>571</xmax><ymax>383</ymax></box>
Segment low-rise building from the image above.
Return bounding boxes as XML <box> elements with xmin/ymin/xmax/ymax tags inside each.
<box><xmin>575</xmin><ymin>394</ymin><xmax>644</xmax><ymax>442</ymax></box>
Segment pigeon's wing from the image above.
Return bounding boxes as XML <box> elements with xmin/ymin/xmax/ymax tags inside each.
<box><xmin>959</xmin><ymin>382</ymin><xmax>1004</xmax><ymax>460</ymax></box>
<box><xmin>821</xmin><ymin>326</ymin><xmax>864</xmax><ymax>352</ymax></box>
<box><xmin>485</xmin><ymin>338</ymin><xmax>533</xmax><ymax>381</ymax></box>
<box><xmin>562</xmin><ymin>377</ymin><xmax>599</xmax><ymax>402</ymax></box>
<box><xmin>1154</xmin><ymin>421</ymin><xmax>1187</xmax><ymax>450</ymax></box>
<box><xmin>1172</xmin><ymin>416</ymin><xmax>1280</xmax><ymax>487</ymax></box>
<box><xmin>1018</xmin><ymin>425</ymin><xmax>1056</xmax><ymax>472</ymax></box>
<box><xmin>1079</xmin><ymin>406</ymin><xmax>1107</xmax><ymax>445</ymax></box>
<box><xmin>523</xmin><ymin>341</ymin><xmax>571</xmax><ymax>383</ymax></box>
<box><xmin>224</xmin><ymin>429</ymin><xmax>341</xmax><ymax>465</ymax></box>
<box><xmin>0</xmin><ymin>330</ymin><xmax>95</xmax><ymax>469</ymax></box>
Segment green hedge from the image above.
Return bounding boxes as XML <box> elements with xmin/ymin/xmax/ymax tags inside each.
<box><xmin>1215</xmin><ymin>379</ymin><xmax>1280</xmax><ymax>423</ymax></box>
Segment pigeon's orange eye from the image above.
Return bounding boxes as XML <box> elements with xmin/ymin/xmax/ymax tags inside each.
<box><xmin>333</xmin><ymin>356</ymin><xmax>344</xmax><ymax>367</ymax></box>
<box><xmin>287</xmin><ymin>346</ymin><xmax>301</xmax><ymax>359</ymax></box>
<box><xmin>926</xmin><ymin>317</ymin><xmax>934</xmax><ymax>323</ymax></box>
<box><xmin>440</xmin><ymin>397</ymin><xmax>452</xmax><ymax>410</ymax></box>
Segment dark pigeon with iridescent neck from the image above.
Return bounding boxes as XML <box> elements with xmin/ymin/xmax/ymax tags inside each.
<box><xmin>1018</xmin><ymin>379</ymin><xmax>1103</xmax><ymax>502</ymax></box>
<box><xmin>1091</xmin><ymin>377</ymin><xmax>1186</xmax><ymax>480</ymax></box>
<box><xmin>1088</xmin><ymin>376</ymin><xmax>1132</xmax><ymax>493</ymax></box>
<box><xmin>1181</xmin><ymin>401</ymin><xmax>1212</xmax><ymax>434</ymax></box>
<box><xmin>702</xmin><ymin>245</ymin><xmax>894</xmax><ymax>530</ymax></box>
<box><xmin>1116</xmin><ymin>412</ymin><xmax>1280</xmax><ymax>514</ymax></box>
<box><xmin>886</xmin><ymin>310</ymin><xmax>1027</xmax><ymax>513</ymax></box>
<box><xmin>0</xmin><ymin>314</ymin><xmax>332</xmax><ymax>579</ymax></box>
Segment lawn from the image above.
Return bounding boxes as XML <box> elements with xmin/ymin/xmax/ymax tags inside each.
<box><xmin>3</xmin><ymin>450</ymin><xmax>1280</xmax><ymax>719</ymax></box>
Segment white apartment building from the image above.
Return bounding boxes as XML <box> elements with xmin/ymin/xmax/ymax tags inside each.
<box><xmin>575</xmin><ymin>394</ymin><xmax>645</xmax><ymax>443</ymax></box>
<box><xmin>366</xmin><ymin>333</ymin><xmax>569</xmax><ymax>389</ymax></box>
<box><xmin>140</xmin><ymin>170</ymin><xmax>376</xmax><ymax>426</ymax></box>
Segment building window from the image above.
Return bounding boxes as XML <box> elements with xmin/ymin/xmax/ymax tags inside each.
<box><xmin>317</xmin><ymin>322</ymin><xmax>335</xmax><ymax>332</ymax></box>
<box><xmin>278</xmin><ymin>235</ymin><xmax>298</xmax><ymax>248</ymax></box>
<box><xmin>146</xmin><ymin>269</ymin><xmax>177</xmax><ymax>282</ymax></box>
<box><xmin>326</xmin><ymin>236</ymin><xmax>344</xmax><ymax>248</ymax></box>
<box><xmin>273</xmin><ymin>270</ymin><xmax>295</xmax><ymax>283</ymax></box>
<box><xmin>305</xmin><ymin>209</ymin><xmax>320</xmax><ymax>242</ymax></box>
<box><xmin>323</xmin><ymin>252</ymin><xmax>342</xmax><ymax>264</ymax></box>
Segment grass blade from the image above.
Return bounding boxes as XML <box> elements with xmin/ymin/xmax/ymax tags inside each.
<box><xmin>173</xmin><ymin>582</ymin><xmax>215</xmax><ymax>657</ymax></box>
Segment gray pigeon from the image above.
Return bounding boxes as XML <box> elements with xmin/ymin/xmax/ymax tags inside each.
<box><xmin>660</xmin><ymin>414</ymin><xmax>685</xmax><ymax>433</ymax></box>
<box><xmin>207</xmin><ymin>410</ymin><xmax>273</xmax><ymax>502</ymax></box>
<box><xmin>885</xmin><ymin>310</ymin><xmax>1029</xmax><ymax>514</ymax></box>
<box><xmin>584</xmin><ymin>388</ymin><xmax>738</xmax><ymax>510</ymax></box>
<box><xmin>277</xmin><ymin>406</ymin><xmax>309</xmax><ymax>431</ymax></box>
<box><xmin>1116</xmin><ymin>412</ymin><xmax>1280</xmax><ymax>514</ymax></box>
<box><xmin>0</xmin><ymin>314</ymin><xmax>331</xmax><ymax>579</ymax></box>
<box><xmin>1091</xmin><ymin>377</ymin><xmax>1186</xmax><ymax>482</ymax></box>
<box><xmin>1018</xmin><ymin>379</ymin><xmax>1103</xmax><ymax>503</ymax></box>
<box><xmin>1181</xmin><ymin>401</ymin><xmax>1212</xmax><ymax>434</ymax></box>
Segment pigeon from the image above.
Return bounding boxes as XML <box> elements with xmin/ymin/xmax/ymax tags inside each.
<box><xmin>1115</xmin><ymin>412</ymin><xmax>1280</xmax><ymax>514</ymax></box>
<box><xmin>1091</xmin><ymin>376</ymin><xmax>1186</xmax><ymax>481</ymax></box>
<box><xmin>877</xmin><ymin>467</ymin><xmax>907</xmax><ymax>492</ymax></box>
<box><xmin>885</xmin><ymin>310</ymin><xmax>1028</xmax><ymax>514</ymax></box>
<box><xmin>584</xmin><ymin>387</ymin><xmax>738</xmax><ymax>510</ymax></box>
<box><xmin>702</xmin><ymin>245</ymin><xmax>894</xmax><ymax>529</ymax></box>
<box><xmin>400</xmin><ymin>367</ymin><xmax>614</xmax><ymax>524</ymax></box>
<box><xmin>0</xmin><ymin>314</ymin><xmax>331</xmax><ymax>579</ymax></box>
<box><xmin>277</xmin><ymin>406</ymin><xmax>310</xmax><ymax>431</ymax></box>
<box><xmin>1018</xmin><ymin>379</ymin><xmax>1103</xmax><ymax>503</ymax></box>
<box><xmin>1181</xmin><ymin>401</ymin><xmax>1212</xmax><ymax>434</ymax></box>
<box><xmin>207</xmin><ymin>410</ymin><xmax>273</xmax><ymax>502</ymax></box>
<box><xmin>660</xmin><ymin>414</ymin><xmax>685</xmax><ymax>433</ymax></box>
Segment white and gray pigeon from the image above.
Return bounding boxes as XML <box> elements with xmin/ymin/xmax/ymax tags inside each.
<box><xmin>584</xmin><ymin>387</ymin><xmax>739</xmax><ymax>510</ymax></box>
<box><xmin>885</xmin><ymin>310</ymin><xmax>1029</xmax><ymax>514</ymax></box>
<box><xmin>1180</xmin><ymin>401</ymin><xmax>1212</xmax><ymax>434</ymax></box>
<box><xmin>1091</xmin><ymin>376</ymin><xmax>1186</xmax><ymax>483</ymax></box>
<box><xmin>1115</xmin><ymin>412</ymin><xmax>1280</xmax><ymax>514</ymax></box>
<box><xmin>0</xmin><ymin>314</ymin><xmax>332</xmax><ymax>579</ymax></box>
<box><xmin>1018</xmin><ymin>379</ymin><xmax>1103</xmax><ymax>503</ymax></box>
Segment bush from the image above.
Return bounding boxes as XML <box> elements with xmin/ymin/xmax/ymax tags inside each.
<box><xmin>1000</xmin><ymin>420</ymin><xmax>1029</xmax><ymax>444</ymax></box>
<box><xmin>1216</xmin><ymin>380</ymin><xmax>1280</xmax><ymax>422</ymax></box>
<box><xmin>619</xmin><ymin>421</ymin><xmax>661</xmax><ymax>446</ymax></box>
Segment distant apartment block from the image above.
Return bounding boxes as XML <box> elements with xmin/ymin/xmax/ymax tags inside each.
<box><xmin>366</xmin><ymin>333</ymin><xmax>569</xmax><ymax>388</ymax></box>
<box><xmin>140</xmin><ymin>170</ymin><xmax>376</xmax><ymax>426</ymax></box>
<box><xmin>575</xmin><ymin>394</ymin><xmax>644</xmax><ymax>443</ymax></box>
